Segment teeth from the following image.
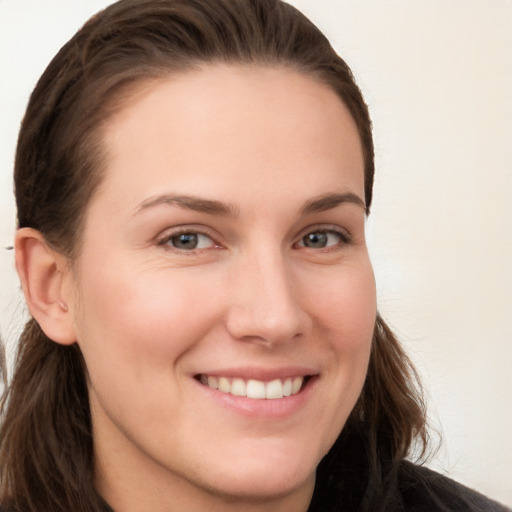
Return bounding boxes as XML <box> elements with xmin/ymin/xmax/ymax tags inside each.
<box><xmin>283</xmin><ymin>378</ymin><xmax>292</xmax><ymax>397</ymax></box>
<box><xmin>265</xmin><ymin>379</ymin><xmax>283</xmax><ymax>399</ymax></box>
<box><xmin>218</xmin><ymin>377</ymin><xmax>231</xmax><ymax>393</ymax></box>
<box><xmin>207</xmin><ymin>375</ymin><xmax>219</xmax><ymax>389</ymax></box>
<box><xmin>246</xmin><ymin>379</ymin><xmax>265</xmax><ymax>399</ymax></box>
<box><xmin>292</xmin><ymin>376</ymin><xmax>303</xmax><ymax>394</ymax></box>
<box><xmin>200</xmin><ymin>375</ymin><xmax>305</xmax><ymax>399</ymax></box>
<box><xmin>231</xmin><ymin>378</ymin><xmax>246</xmax><ymax>396</ymax></box>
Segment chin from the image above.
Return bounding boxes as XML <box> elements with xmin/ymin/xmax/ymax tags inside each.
<box><xmin>196</xmin><ymin>444</ymin><xmax>319</xmax><ymax>501</ymax></box>
<box><xmin>206</xmin><ymin>471</ymin><xmax>313</xmax><ymax>503</ymax></box>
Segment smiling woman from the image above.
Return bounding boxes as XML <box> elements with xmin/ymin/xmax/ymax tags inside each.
<box><xmin>59</xmin><ymin>66</ymin><xmax>377</xmax><ymax>510</ymax></box>
<box><xmin>0</xmin><ymin>1</ymin><xmax>509</xmax><ymax>512</ymax></box>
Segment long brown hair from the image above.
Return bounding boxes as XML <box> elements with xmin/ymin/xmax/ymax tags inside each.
<box><xmin>0</xmin><ymin>1</ymin><xmax>427</xmax><ymax>510</ymax></box>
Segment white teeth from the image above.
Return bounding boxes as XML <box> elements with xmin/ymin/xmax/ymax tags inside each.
<box><xmin>201</xmin><ymin>375</ymin><xmax>305</xmax><ymax>399</ymax></box>
<box><xmin>292</xmin><ymin>376</ymin><xmax>303</xmax><ymax>394</ymax></box>
<box><xmin>207</xmin><ymin>375</ymin><xmax>219</xmax><ymax>389</ymax></box>
<box><xmin>247</xmin><ymin>379</ymin><xmax>266</xmax><ymax>399</ymax></box>
<box><xmin>231</xmin><ymin>378</ymin><xmax>246</xmax><ymax>396</ymax></box>
<box><xmin>283</xmin><ymin>378</ymin><xmax>292</xmax><ymax>397</ymax></box>
<box><xmin>218</xmin><ymin>377</ymin><xmax>231</xmax><ymax>393</ymax></box>
<box><xmin>265</xmin><ymin>379</ymin><xmax>283</xmax><ymax>399</ymax></box>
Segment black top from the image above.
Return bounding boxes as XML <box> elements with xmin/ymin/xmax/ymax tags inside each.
<box><xmin>302</xmin><ymin>426</ymin><xmax>511</xmax><ymax>512</ymax></box>
<box><xmin>308</xmin><ymin>459</ymin><xmax>510</xmax><ymax>511</ymax></box>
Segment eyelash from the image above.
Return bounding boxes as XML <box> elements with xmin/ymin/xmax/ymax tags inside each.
<box><xmin>156</xmin><ymin>226</ymin><xmax>351</xmax><ymax>254</ymax></box>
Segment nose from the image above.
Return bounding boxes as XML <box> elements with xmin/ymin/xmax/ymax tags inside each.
<box><xmin>225</xmin><ymin>249</ymin><xmax>311</xmax><ymax>346</ymax></box>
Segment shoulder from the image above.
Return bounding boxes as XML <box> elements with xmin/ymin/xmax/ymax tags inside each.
<box><xmin>398</xmin><ymin>460</ymin><xmax>511</xmax><ymax>512</ymax></box>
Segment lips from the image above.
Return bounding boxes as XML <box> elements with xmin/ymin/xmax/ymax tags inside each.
<box><xmin>198</xmin><ymin>374</ymin><xmax>307</xmax><ymax>399</ymax></box>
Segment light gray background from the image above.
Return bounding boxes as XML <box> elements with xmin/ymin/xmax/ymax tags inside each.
<box><xmin>1</xmin><ymin>0</ymin><xmax>511</xmax><ymax>505</ymax></box>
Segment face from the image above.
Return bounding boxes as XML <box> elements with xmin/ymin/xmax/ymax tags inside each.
<box><xmin>66</xmin><ymin>65</ymin><xmax>376</xmax><ymax>510</ymax></box>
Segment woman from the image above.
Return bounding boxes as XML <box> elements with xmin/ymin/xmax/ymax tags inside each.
<box><xmin>0</xmin><ymin>0</ymin><xmax>509</xmax><ymax>511</ymax></box>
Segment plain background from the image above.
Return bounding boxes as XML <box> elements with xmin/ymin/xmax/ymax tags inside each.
<box><xmin>0</xmin><ymin>0</ymin><xmax>511</xmax><ymax>505</ymax></box>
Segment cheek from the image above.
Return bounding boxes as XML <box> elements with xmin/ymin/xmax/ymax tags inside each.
<box><xmin>300</xmin><ymin>262</ymin><xmax>375</xmax><ymax>451</ymax></box>
<box><xmin>337</xmin><ymin>267</ymin><xmax>376</xmax><ymax>376</ymax></box>
<box><xmin>73</xmin><ymin>261</ymin><xmax>222</xmax><ymax>375</ymax></box>
<box><xmin>306</xmin><ymin>261</ymin><xmax>376</xmax><ymax>398</ymax></box>
<box><xmin>304</xmin><ymin>260</ymin><xmax>376</xmax><ymax>342</ymax></box>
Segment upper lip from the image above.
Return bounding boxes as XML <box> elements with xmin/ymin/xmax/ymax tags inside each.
<box><xmin>195</xmin><ymin>366</ymin><xmax>318</xmax><ymax>381</ymax></box>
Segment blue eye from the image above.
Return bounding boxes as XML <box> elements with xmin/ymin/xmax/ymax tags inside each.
<box><xmin>164</xmin><ymin>232</ymin><xmax>215</xmax><ymax>250</ymax></box>
<box><xmin>298</xmin><ymin>231</ymin><xmax>345</xmax><ymax>249</ymax></box>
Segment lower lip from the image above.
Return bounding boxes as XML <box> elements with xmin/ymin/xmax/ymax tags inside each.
<box><xmin>194</xmin><ymin>376</ymin><xmax>318</xmax><ymax>419</ymax></box>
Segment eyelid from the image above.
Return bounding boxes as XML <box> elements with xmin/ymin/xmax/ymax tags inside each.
<box><xmin>297</xmin><ymin>224</ymin><xmax>351</xmax><ymax>239</ymax></box>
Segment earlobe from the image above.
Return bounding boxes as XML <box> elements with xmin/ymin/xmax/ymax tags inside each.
<box><xmin>15</xmin><ymin>228</ymin><xmax>77</xmax><ymax>345</ymax></box>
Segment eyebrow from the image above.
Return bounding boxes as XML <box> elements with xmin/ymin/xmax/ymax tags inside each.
<box><xmin>299</xmin><ymin>192</ymin><xmax>366</xmax><ymax>215</ymax></box>
<box><xmin>133</xmin><ymin>190</ymin><xmax>366</xmax><ymax>218</ymax></box>
<box><xmin>133</xmin><ymin>194</ymin><xmax>240</xmax><ymax>218</ymax></box>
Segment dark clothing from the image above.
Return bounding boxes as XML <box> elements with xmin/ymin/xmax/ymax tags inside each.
<box><xmin>308</xmin><ymin>459</ymin><xmax>510</xmax><ymax>511</ymax></box>
<box><xmin>304</xmin><ymin>426</ymin><xmax>511</xmax><ymax>512</ymax></box>
<box><xmin>398</xmin><ymin>462</ymin><xmax>509</xmax><ymax>511</ymax></box>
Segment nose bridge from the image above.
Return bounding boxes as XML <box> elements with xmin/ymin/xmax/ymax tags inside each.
<box><xmin>226</xmin><ymin>244</ymin><xmax>308</xmax><ymax>344</ymax></box>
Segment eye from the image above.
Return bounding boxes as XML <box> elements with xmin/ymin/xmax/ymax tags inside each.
<box><xmin>296</xmin><ymin>230</ymin><xmax>347</xmax><ymax>249</ymax></box>
<box><xmin>161</xmin><ymin>232</ymin><xmax>216</xmax><ymax>251</ymax></box>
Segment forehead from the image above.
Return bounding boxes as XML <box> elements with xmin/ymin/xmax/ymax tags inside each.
<box><xmin>97</xmin><ymin>65</ymin><xmax>364</xmax><ymax>209</ymax></box>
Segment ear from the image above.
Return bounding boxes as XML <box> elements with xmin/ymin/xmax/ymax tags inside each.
<box><xmin>15</xmin><ymin>228</ymin><xmax>77</xmax><ymax>345</ymax></box>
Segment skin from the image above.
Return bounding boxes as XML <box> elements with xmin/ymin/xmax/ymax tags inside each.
<box><xmin>44</xmin><ymin>66</ymin><xmax>376</xmax><ymax>511</ymax></box>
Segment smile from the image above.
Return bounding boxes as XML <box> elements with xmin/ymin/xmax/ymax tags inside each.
<box><xmin>198</xmin><ymin>375</ymin><xmax>306</xmax><ymax>399</ymax></box>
